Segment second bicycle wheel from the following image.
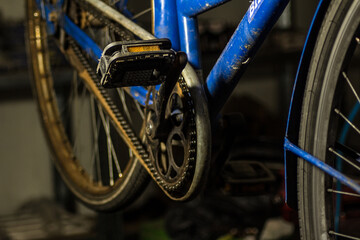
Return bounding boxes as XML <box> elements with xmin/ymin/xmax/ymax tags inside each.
<box><xmin>298</xmin><ymin>0</ymin><xmax>360</xmax><ymax>238</ymax></box>
<box><xmin>26</xmin><ymin>0</ymin><xmax>151</xmax><ymax>211</ymax></box>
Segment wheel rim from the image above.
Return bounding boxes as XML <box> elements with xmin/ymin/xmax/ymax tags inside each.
<box><xmin>26</xmin><ymin>0</ymin><xmax>146</xmax><ymax>204</ymax></box>
<box><xmin>310</xmin><ymin>4</ymin><xmax>360</xmax><ymax>238</ymax></box>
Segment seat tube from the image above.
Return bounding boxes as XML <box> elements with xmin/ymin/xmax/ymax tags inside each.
<box><xmin>177</xmin><ymin>11</ymin><xmax>201</xmax><ymax>69</ymax></box>
<box><xmin>176</xmin><ymin>0</ymin><xmax>232</xmax><ymax>69</ymax></box>
<box><xmin>153</xmin><ymin>0</ymin><xmax>180</xmax><ymax>51</ymax></box>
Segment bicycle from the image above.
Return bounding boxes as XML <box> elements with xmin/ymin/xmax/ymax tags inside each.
<box><xmin>26</xmin><ymin>0</ymin><xmax>359</xmax><ymax>239</ymax></box>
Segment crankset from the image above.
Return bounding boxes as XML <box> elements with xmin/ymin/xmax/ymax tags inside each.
<box><xmin>97</xmin><ymin>38</ymin><xmax>202</xmax><ymax>198</ymax></box>
<box><xmin>144</xmin><ymin>51</ymin><xmax>199</xmax><ymax>196</ymax></box>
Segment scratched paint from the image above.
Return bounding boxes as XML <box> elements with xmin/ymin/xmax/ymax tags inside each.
<box><xmin>177</xmin><ymin>0</ymin><xmax>230</xmax><ymax>17</ymax></box>
<box><xmin>205</xmin><ymin>0</ymin><xmax>289</xmax><ymax>115</ymax></box>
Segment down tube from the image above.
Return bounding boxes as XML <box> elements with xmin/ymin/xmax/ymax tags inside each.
<box><xmin>206</xmin><ymin>0</ymin><xmax>289</xmax><ymax>116</ymax></box>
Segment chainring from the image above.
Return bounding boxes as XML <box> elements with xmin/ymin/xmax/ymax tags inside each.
<box><xmin>145</xmin><ymin>77</ymin><xmax>197</xmax><ymax>196</ymax></box>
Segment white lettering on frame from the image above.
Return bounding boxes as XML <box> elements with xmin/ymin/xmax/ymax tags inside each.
<box><xmin>248</xmin><ymin>0</ymin><xmax>264</xmax><ymax>23</ymax></box>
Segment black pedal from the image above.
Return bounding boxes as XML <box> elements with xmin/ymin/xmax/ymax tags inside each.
<box><xmin>97</xmin><ymin>39</ymin><xmax>178</xmax><ymax>88</ymax></box>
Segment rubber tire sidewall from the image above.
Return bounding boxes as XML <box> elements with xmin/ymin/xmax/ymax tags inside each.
<box><xmin>297</xmin><ymin>0</ymin><xmax>360</xmax><ymax>239</ymax></box>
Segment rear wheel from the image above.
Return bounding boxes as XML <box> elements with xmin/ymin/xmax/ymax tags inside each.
<box><xmin>298</xmin><ymin>0</ymin><xmax>360</xmax><ymax>238</ymax></box>
<box><xmin>26</xmin><ymin>0</ymin><xmax>150</xmax><ymax>211</ymax></box>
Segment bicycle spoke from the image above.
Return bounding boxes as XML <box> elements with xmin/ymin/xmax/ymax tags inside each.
<box><xmin>135</xmin><ymin>98</ymin><xmax>144</xmax><ymax>119</ymax></box>
<box><xmin>111</xmin><ymin>145</ymin><xmax>123</xmax><ymax>178</ymax></box>
<box><xmin>334</xmin><ymin>108</ymin><xmax>360</xmax><ymax>135</ymax></box>
<box><xmin>106</xmin><ymin>116</ymin><xmax>114</xmax><ymax>186</ymax></box>
<box><xmin>131</xmin><ymin>8</ymin><xmax>152</xmax><ymax>20</ymax></box>
<box><xmin>329</xmin><ymin>147</ymin><xmax>360</xmax><ymax>172</ymax></box>
<box><xmin>63</xmin><ymin>73</ymin><xmax>76</xmax><ymax>123</ymax></box>
<box><xmin>329</xmin><ymin>230</ymin><xmax>360</xmax><ymax>240</ymax></box>
<box><xmin>335</xmin><ymin>142</ymin><xmax>360</xmax><ymax>163</ymax></box>
<box><xmin>328</xmin><ymin>189</ymin><xmax>360</xmax><ymax>198</ymax></box>
<box><xmin>71</xmin><ymin>74</ymin><xmax>80</xmax><ymax>153</ymax></box>
<box><xmin>97</xmin><ymin>102</ymin><xmax>123</xmax><ymax>185</ymax></box>
<box><xmin>70</xmin><ymin>73</ymin><xmax>88</xmax><ymax>154</ymax></box>
<box><xmin>342</xmin><ymin>72</ymin><xmax>360</xmax><ymax>104</ymax></box>
<box><xmin>67</xmin><ymin>71</ymin><xmax>78</xmax><ymax>109</ymax></box>
<box><xmin>87</xmin><ymin>21</ymin><xmax>97</xmax><ymax>40</ymax></box>
<box><xmin>107</xmin><ymin>115</ymin><xmax>122</xmax><ymax>178</ymax></box>
<box><xmin>83</xmin><ymin>8</ymin><xmax>124</xmax><ymax>183</ymax></box>
<box><xmin>102</xmin><ymin>26</ymin><xmax>114</xmax><ymax>47</ymax></box>
<box><xmin>90</xmin><ymin>95</ymin><xmax>102</xmax><ymax>184</ymax></box>
<box><xmin>72</xmin><ymin>84</ymin><xmax>89</xmax><ymax>167</ymax></box>
<box><xmin>96</xmin><ymin>102</ymin><xmax>114</xmax><ymax>185</ymax></box>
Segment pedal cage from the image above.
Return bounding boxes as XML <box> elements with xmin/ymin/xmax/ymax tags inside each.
<box><xmin>97</xmin><ymin>39</ymin><xmax>177</xmax><ymax>88</ymax></box>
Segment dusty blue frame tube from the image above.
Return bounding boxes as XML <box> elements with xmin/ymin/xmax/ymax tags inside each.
<box><xmin>205</xmin><ymin>0</ymin><xmax>289</xmax><ymax>115</ymax></box>
<box><xmin>284</xmin><ymin>138</ymin><xmax>360</xmax><ymax>194</ymax></box>
<box><xmin>177</xmin><ymin>15</ymin><xmax>201</xmax><ymax>69</ymax></box>
<box><xmin>40</xmin><ymin>0</ymin><xmax>289</xmax><ymax>109</ymax></box>
<box><xmin>63</xmin><ymin>16</ymin><xmax>102</xmax><ymax>61</ymax></box>
<box><xmin>153</xmin><ymin>0</ymin><xmax>180</xmax><ymax>51</ymax></box>
<box><xmin>177</xmin><ymin>0</ymin><xmax>230</xmax><ymax>17</ymax></box>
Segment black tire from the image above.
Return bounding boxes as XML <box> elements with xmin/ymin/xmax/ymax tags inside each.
<box><xmin>298</xmin><ymin>0</ymin><xmax>360</xmax><ymax>239</ymax></box>
<box><xmin>26</xmin><ymin>0</ymin><xmax>150</xmax><ymax>211</ymax></box>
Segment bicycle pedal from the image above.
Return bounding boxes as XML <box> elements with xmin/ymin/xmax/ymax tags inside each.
<box><xmin>97</xmin><ymin>39</ymin><xmax>178</xmax><ymax>88</ymax></box>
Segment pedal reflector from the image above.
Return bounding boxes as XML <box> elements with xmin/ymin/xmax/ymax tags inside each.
<box><xmin>97</xmin><ymin>39</ymin><xmax>176</xmax><ymax>88</ymax></box>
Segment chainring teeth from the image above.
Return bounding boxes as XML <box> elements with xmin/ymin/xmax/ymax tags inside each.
<box><xmin>145</xmin><ymin>77</ymin><xmax>197</xmax><ymax>194</ymax></box>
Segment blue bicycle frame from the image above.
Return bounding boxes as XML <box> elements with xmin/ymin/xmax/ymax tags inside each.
<box><xmin>39</xmin><ymin>0</ymin><xmax>289</xmax><ymax>110</ymax></box>
<box><xmin>37</xmin><ymin>0</ymin><xmax>360</xmax><ymax>206</ymax></box>
<box><xmin>154</xmin><ymin>0</ymin><xmax>289</xmax><ymax>115</ymax></box>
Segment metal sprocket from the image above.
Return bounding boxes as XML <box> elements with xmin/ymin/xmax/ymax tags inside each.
<box><xmin>145</xmin><ymin>77</ymin><xmax>197</xmax><ymax>195</ymax></box>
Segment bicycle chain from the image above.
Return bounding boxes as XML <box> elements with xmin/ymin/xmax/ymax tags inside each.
<box><xmin>68</xmin><ymin>0</ymin><xmax>197</xmax><ymax>193</ymax></box>
<box><xmin>74</xmin><ymin>0</ymin><xmax>133</xmax><ymax>41</ymax></box>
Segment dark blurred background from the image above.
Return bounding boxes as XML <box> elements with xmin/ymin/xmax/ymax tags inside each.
<box><xmin>0</xmin><ymin>0</ymin><xmax>317</xmax><ymax>239</ymax></box>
